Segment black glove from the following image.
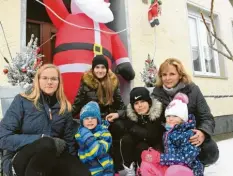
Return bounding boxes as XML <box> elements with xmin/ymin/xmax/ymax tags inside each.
<box><xmin>115</xmin><ymin>62</ymin><xmax>135</xmax><ymax>81</ymax></box>
<box><xmin>53</xmin><ymin>137</ymin><xmax>66</xmax><ymax>156</ymax></box>
<box><xmin>41</xmin><ymin>135</ymin><xmax>66</xmax><ymax>156</ymax></box>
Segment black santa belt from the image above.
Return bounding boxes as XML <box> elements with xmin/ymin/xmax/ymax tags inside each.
<box><xmin>53</xmin><ymin>42</ymin><xmax>114</xmax><ymax>63</ymax></box>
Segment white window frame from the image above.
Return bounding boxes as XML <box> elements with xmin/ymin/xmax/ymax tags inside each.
<box><xmin>188</xmin><ymin>12</ymin><xmax>220</xmax><ymax>77</ymax></box>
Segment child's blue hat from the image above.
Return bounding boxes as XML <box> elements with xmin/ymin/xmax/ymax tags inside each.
<box><xmin>80</xmin><ymin>101</ymin><xmax>101</xmax><ymax>125</ymax></box>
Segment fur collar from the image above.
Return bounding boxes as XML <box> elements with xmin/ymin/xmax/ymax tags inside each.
<box><xmin>127</xmin><ymin>99</ymin><xmax>162</xmax><ymax>122</ymax></box>
<box><xmin>82</xmin><ymin>70</ymin><xmax>118</xmax><ymax>90</ymax></box>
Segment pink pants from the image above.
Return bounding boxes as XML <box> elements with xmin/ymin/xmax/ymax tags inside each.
<box><xmin>164</xmin><ymin>165</ymin><xmax>194</xmax><ymax>176</ymax></box>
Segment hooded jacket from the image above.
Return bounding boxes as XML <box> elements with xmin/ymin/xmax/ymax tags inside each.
<box><xmin>75</xmin><ymin>121</ymin><xmax>113</xmax><ymax>176</ymax></box>
<box><xmin>72</xmin><ymin>70</ymin><xmax>125</xmax><ymax>119</ymax></box>
<box><xmin>75</xmin><ymin>101</ymin><xmax>113</xmax><ymax>176</ymax></box>
<box><xmin>126</xmin><ymin>99</ymin><xmax>165</xmax><ymax>150</ymax></box>
<box><xmin>161</xmin><ymin>114</ymin><xmax>204</xmax><ymax>176</ymax></box>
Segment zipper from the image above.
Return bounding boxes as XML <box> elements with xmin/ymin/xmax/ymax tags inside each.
<box><xmin>164</xmin><ymin>129</ymin><xmax>172</xmax><ymax>153</ymax></box>
<box><xmin>140</xmin><ymin>115</ymin><xmax>147</xmax><ymax>124</ymax></box>
<box><xmin>49</xmin><ymin>108</ymin><xmax>52</xmax><ymax>120</ymax></box>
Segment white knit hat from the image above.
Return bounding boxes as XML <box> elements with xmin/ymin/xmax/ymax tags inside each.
<box><xmin>165</xmin><ymin>93</ymin><xmax>189</xmax><ymax>122</ymax></box>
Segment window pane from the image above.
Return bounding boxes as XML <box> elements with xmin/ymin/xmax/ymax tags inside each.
<box><xmin>200</xmin><ymin>22</ymin><xmax>216</xmax><ymax>73</ymax></box>
<box><xmin>26</xmin><ymin>22</ymin><xmax>41</xmax><ymax>45</ymax></box>
<box><xmin>189</xmin><ymin>17</ymin><xmax>202</xmax><ymax>72</ymax></box>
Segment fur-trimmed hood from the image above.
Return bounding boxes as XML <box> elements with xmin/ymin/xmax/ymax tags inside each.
<box><xmin>82</xmin><ymin>70</ymin><xmax>119</xmax><ymax>90</ymax></box>
<box><xmin>127</xmin><ymin>99</ymin><xmax>163</xmax><ymax>122</ymax></box>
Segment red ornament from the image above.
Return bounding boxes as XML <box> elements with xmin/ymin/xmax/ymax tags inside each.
<box><xmin>3</xmin><ymin>68</ymin><xmax>8</xmax><ymax>74</ymax></box>
<box><xmin>33</xmin><ymin>58</ymin><xmax>42</xmax><ymax>69</ymax></box>
<box><xmin>148</xmin><ymin>68</ymin><xmax>155</xmax><ymax>73</ymax></box>
<box><xmin>21</xmin><ymin>68</ymin><xmax>27</xmax><ymax>73</ymax></box>
<box><xmin>36</xmin><ymin>47</ymin><xmax>41</xmax><ymax>54</ymax></box>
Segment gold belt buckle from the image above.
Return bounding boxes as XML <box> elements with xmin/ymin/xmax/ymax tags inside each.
<box><xmin>93</xmin><ymin>43</ymin><xmax>103</xmax><ymax>55</ymax></box>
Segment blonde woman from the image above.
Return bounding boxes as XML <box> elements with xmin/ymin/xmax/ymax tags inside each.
<box><xmin>152</xmin><ymin>58</ymin><xmax>219</xmax><ymax>166</ymax></box>
<box><xmin>0</xmin><ymin>64</ymin><xmax>90</xmax><ymax>176</ymax></box>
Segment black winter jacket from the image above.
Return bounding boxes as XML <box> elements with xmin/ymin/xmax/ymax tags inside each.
<box><xmin>125</xmin><ymin>99</ymin><xmax>165</xmax><ymax>151</ymax></box>
<box><xmin>152</xmin><ymin>83</ymin><xmax>215</xmax><ymax>136</ymax></box>
<box><xmin>72</xmin><ymin>70</ymin><xmax>126</xmax><ymax>119</ymax></box>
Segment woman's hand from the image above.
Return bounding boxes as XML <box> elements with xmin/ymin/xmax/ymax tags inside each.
<box><xmin>105</xmin><ymin>113</ymin><xmax>119</xmax><ymax>122</ymax></box>
<box><xmin>189</xmin><ymin>129</ymin><xmax>205</xmax><ymax>147</ymax></box>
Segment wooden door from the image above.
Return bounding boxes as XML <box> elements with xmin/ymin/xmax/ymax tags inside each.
<box><xmin>26</xmin><ymin>20</ymin><xmax>57</xmax><ymax>64</ymax></box>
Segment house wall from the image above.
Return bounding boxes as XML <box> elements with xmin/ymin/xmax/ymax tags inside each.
<box><xmin>127</xmin><ymin>0</ymin><xmax>233</xmax><ymax>117</ymax></box>
<box><xmin>0</xmin><ymin>0</ymin><xmax>23</xmax><ymax>119</ymax></box>
<box><xmin>0</xmin><ymin>0</ymin><xmax>22</xmax><ymax>86</ymax></box>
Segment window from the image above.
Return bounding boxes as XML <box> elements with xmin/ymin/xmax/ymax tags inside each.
<box><xmin>188</xmin><ymin>13</ymin><xmax>220</xmax><ymax>76</ymax></box>
<box><xmin>26</xmin><ymin>22</ymin><xmax>41</xmax><ymax>45</ymax></box>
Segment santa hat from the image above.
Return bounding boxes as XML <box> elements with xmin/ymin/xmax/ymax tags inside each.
<box><xmin>80</xmin><ymin>101</ymin><xmax>101</xmax><ymax>125</ymax></box>
<box><xmin>165</xmin><ymin>93</ymin><xmax>189</xmax><ymax>122</ymax></box>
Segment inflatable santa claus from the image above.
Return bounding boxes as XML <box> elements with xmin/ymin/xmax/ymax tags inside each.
<box><xmin>43</xmin><ymin>0</ymin><xmax>135</xmax><ymax>103</ymax></box>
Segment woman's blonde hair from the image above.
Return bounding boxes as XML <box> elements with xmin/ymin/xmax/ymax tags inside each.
<box><xmin>20</xmin><ymin>64</ymin><xmax>71</xmax><ymax>114</ymax></box>
<box><xmin>156</xmin><ymin>58</ymin><xmax>192</xmax><ymax>87</ymax></box>
<box><xmin>95</xmin><ymin>70</ymin><xmax>116</xmax><ymax>105</ymax></box>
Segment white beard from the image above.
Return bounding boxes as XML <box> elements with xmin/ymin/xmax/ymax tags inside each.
<box><xmin>71</xmin><ymin>0</ymin><xmax>114</xmax><ymax>23</ymax></box>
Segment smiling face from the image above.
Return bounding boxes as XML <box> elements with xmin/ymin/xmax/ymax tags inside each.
<box><xmin>133</xmin><ymin>100</ymin><xmax>150</xmax><ymax>115</ymax></box>
<box><xmin>93</xmin><ymin>64</ymin><xmax>107</xmax><ymax>79</ymax></box>
<box><xmin>83</xmin><ymin>117</ymin><xmax>98</xmax><ymax>130</ymax></box>
<box><xmin>161</xmin><ymin>65</ymin><xmax>181</xmax><ymax>89</ymax></box>
<box><xmin>39</xmin><ymin>68</ymin><xmax>59</xmax><ymax>96</ymax></box>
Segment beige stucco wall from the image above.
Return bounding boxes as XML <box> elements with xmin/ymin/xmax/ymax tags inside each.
<box><xmin>0</xmin><ymin>0</ymin><xmax>22</xmax><ymax>119</ymax></box>
<box><xmin>0</xmin><ymin>0</ymin><xmax>21</xmax><ymax>86</ymax></box>
<box><xmin>128</xmin><ymin>0</ymin><xmax>233</xmax><ymax>116</ymax></box>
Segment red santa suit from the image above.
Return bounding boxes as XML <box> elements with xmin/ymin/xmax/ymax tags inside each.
<box><xmin>43</xmin><ymin>0</ymin><xmax>135</xmax><ymax>103</ymax></box>
<box><xmin>148</xmin><ymin>0</ymin><xmax>161</xmax><ymax>27</ymax></box>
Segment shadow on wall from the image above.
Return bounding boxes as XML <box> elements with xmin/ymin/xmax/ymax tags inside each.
<box><xmin>107</xmin><ymin>0</ymin><xmax>132</xmax><ymax>105</ymax></box>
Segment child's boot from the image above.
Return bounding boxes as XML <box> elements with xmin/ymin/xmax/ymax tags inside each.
<box><xmin>122</xmin><ymin>162</ymin><xmax>136</xmax><ymax>176</ymax></box>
